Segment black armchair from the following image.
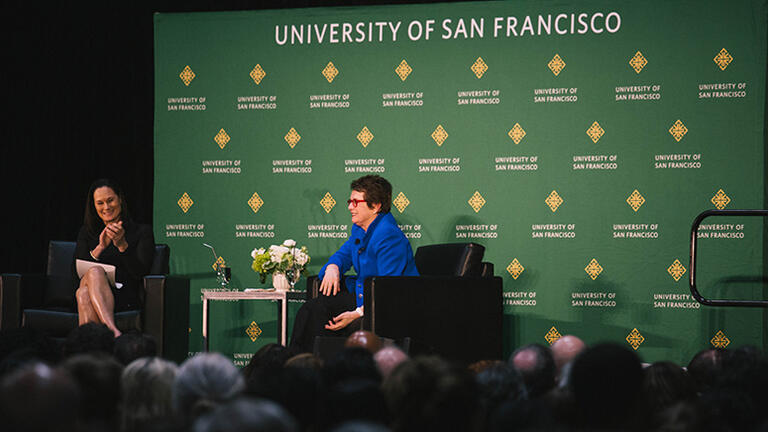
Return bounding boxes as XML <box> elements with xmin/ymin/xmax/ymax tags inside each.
<box><xmin>307</xmin><ymin>242</ymin><xmax>503</xmax><ymax>365</ymax></box>
<box><xmin>1</xmin><ymin>241</ymin><xmax>189</xmax><ymax>362</ymax></box>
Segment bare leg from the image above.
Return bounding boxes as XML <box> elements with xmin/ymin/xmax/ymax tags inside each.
<box><xmin>80</xmin><ymin>267</ymin><xmax>121</xmax><ymax>337</ymax></box>
<box><xmin>75</xmin><ymin>282</ymin><xmax>99</xmax><ymax>325</ymax></box>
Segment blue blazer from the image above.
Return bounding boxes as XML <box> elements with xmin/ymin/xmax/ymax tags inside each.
<box><xmin>319</xmin><ymin>212</ymin><xmax>419</xmax><ymax>307</ymax></box>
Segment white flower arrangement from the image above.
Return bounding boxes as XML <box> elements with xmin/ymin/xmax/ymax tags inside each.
<box><xmin>251</xmin><ymin>239</ymin><xmax>310</xmax><ymax>284</ymax></box>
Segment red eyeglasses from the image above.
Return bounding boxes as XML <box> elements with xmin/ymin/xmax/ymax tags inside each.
<box><xmin>347</xmin><ymin>199</ymin><xmax>367</xmax><ymax>207</ymax></box>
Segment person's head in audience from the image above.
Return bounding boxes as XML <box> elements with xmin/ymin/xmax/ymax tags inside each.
<box><xmin>345</xmin><ymin>330</ymin><xmax>383</xmax><ymax>353</ymax></box>
<box><xmin>64</xmin><ymin>322</ymin><xmax>116</xmax><ymax>357</ymax></box>
<box><xmin>0</xmin><ymin>327</ymin><xmax>60</xmax><ymax>378</ymax></box>
<box><xmin>0</xmin><ymin>362</ymin><xmax>81</xmax><ymax>432</ymax></box>
<box><xmin>475</xmin><ymin>362</ymin><xmax>527</xmax><ymax>430</ymax></box>
<box><xmin>60</xmin><ymin>353</ymin><xmax>124</xmax><ymax>430</ymax></box>
<box><xmin>569</xmin><ymin>343</ymin><xmax>643</xmax><ymax>429</ymax></box>
<box><xmin>510</xmin><ymin>343</ymin><xmax>556</xmax><ymax>398</ymax></box>
<box><xmin>193</xmin><ymin>397</ymin><xmax>297</xmax><ymax>432</ymax></box>
<box><xmin>285</xmin><ymin>352</ymin><xmax>324</xmax><ymax>370</ymax></box>
<box><xmin>550</xmin><ymin>335</ymin><xmax>585</xmax><ymax>382</ymax></box>
<box><xmin>173</xmin><ymin>352</ymin><xmax>245</xmax><ymax>425</ymax></box>
<box><xmin>641</xmin><ymin>361</ymin><xmax>696</xmax><ymax>416</ymax></box>
<box><xmin>383</xmin><ymin>356</ymin><xmax>479</xmax><ymax>432</ymax></box>
<box><xmin>374</xmin><ymin>346</ymin><xmax>408</xmax><ymax>379</ymax></box>
<box><xmin>324</xmin><ymin>347</ymin><xmax>382</xmax><ymax>388</ymax></box>
<box><xmin>687</xmin><ymin>348</ymin><xmax>726</xmax><ymax>393</ymax></box>
<box><xmin>331</xmin><ymin>420</ymin><xmax>392</xmax><ymax>432</ymax></box>
<box><xmin>241</xmin><ymin>343</ymin><xmax>291</xmax><ymax>381</ymax></box>
<box><xmin>321</xmin><ymin>378</ymin><xmax>389</xmax><ymax>430</ymax></box>
<box><xmin>114</xmin><ymin>331</ymin><xmax>157</xmax><ymax>365</ymax></box>
<box><xmin>122</xmin><ymin>356</ymin><xmax>179</xmax><ymax>432</ymax></box>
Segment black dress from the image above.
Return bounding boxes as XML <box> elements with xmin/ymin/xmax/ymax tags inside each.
<box><xmin>73</xmin><ymin>220</ymin><xmax>155</xmax><ymax>311</ymax></box>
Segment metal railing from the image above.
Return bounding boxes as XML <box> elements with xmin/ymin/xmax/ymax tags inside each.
<box><xmin>689</xmin><ymin>209</ymin><xmax>768</xmax><ymax>307</ymax></box>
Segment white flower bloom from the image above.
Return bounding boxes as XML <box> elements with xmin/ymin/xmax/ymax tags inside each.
<box><xmin>251</xmin><ymin>248</ymin><xmax>265</xmax><ymax>259</ymax></box>
<box><xmin>283</xmin><ymin>239</ymin><xmax>296</xmax><ymax>247</ymax></box>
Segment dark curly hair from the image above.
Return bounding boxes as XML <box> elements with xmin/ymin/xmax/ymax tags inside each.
<box><xmin>350</xmin><ymin>175</ymin><xmax>392</xmax><ymax>214</ymax></box>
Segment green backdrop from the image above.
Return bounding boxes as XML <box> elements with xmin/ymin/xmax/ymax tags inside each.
<box><xmin>154</xmin><ymin>0</ymin><xmax>768</xmax><ymax>363</ymax></box>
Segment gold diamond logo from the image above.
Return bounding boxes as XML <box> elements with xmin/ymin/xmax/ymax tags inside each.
<box><xmin>250</xmin><ymin>64</ymin><xmax>266</xmax><ymax>85</ymax></box>
<box><xmin>545</xmin><ymin>190</ymin><xmax>563</xmax><ymax>212</ymax></box>
<box><xmin>667</xmin><ymin>259</ymin><xmax>687</xmax><ymax>282</ymax></box>
<box><xmin>710</xmin><ymin>330</ymin><xmax>730</xmax><ymax>348</ymax></box>
<box><xmin>214</xmin><ymin>129</ymin><xmax>230</xmax><ymax>149</ymax></box>
<box><xmin>669</xmin><ymin>120</ymin><xmax>688</xmax><ymax>142</ymax></box>
<box><xmin>545</xmin><ymin>327</ymin><xmax>562</xmax><ymax>345</ymax></box>
<box><xmin>284</xmin><ymin>127</ymin><xmax>301</xmax><ymax>149</ymax></box>
<box><xmin>357</xmin><ymin>126</ymin><xmax>374</xmax><ymax>148</ymax></box>
<box><xmin>548</xmin><ymin>54</ymin><xmax>566</xmax><ymax>76</ymax></box>
<box><xmin>508</xmin><ymin>123</ymin><xmax>526</xmax><ymax>145</ymax></box>
<box><xmin>393</xmin><ymin>192</ymin><xmax>410</xmax><ymax>213</ymax></box>
<box><xmin>179</xmin><ymin>65</ymin><xmax>195</xmax><ymax>86</ymax></box>
<box><xmin>177</xmin><ymin>192</ymin><xmax>194</xmax><ymax>213</ymax></box>
<box><xmin>246</xmin><ymin>321</ymin><xmax>263</xmax><ymax>342</ymax></box>
<box><xmin>468</xmin><ymin>191</ymin><xmax>486</xmax><ymax>213</ymax></box>
<box><xmin>585</xmin><ymin>258</ymin><xmax>603</xmax><ymax>280</ymax></box>
<box><xmin>629</xmin><ymin>51</ymin><xmax>647</xmax><ymax>74</ymax></box>
<box><xmin>247</xmin><ymin>192</ymin><xmax>264</xmax><ymax>214</ymax></box>
<box><xmin>431</xmin><ymin>125</ymin><xmax>448</xmax><ymax>146</ymax></box>
<box><xmin>322</xmin><ymin>61</ymin><xmax>339</xmax><ymax>83</ymax></box>
<box><xmin>626</xmin><ymin>189</ymin><xmax>645</xmax><ymax>212</ymax></box>
<box><xmin>711</xmin><ymin>189</ymin><xmax>731</xmax><ymax>210</ymax></box>
<box><xmin>471</xmin><ymin>57</ymin><xmax>488</xmax><ymax>79</ymax></box>
<box><xmin>506</xmin><ymin>259</ymin><xmax>524</xmax><ymax>280</ymax></box>
<box><xmin>320</xmin><ymin>192</ymin><xmax>336</xmax><ymax>214</ymax></box>
<box><xmin>626</xmin><ymin>328</ymin><xmax>645</xmax><ymax>350</ymax></box>
<box><xmin>586</xmin><ymin>121</ymin><xmax>605</xmax><ymax>143</ymax></box>
<box><xmin>395</xmin><ymin>60</ymin><xmax>412</xmax><ymax>81</ymax></box>
<box><xmin>212</xmin><ymin>256</ymin><xmax>225</xmax><ymax>271</ymax></box>
<box><xmin>713</xmin><ymin>48</ymin><xmax>733</xmax><ymax>71</ymax></box>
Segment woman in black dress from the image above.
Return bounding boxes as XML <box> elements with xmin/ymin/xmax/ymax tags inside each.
<box><xmin>74</xmin><ymin>179</ymin><xmax>154</xmax><ymax>337</ymax></box>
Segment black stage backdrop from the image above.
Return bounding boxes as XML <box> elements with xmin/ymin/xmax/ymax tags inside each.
<box><xmin>0</xmin><ymin>0</ymin><xmax>454</xmax><ymax>275</ymax></box>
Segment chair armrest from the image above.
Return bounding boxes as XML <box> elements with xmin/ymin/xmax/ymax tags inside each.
<box><xmin>1</xmin><ymin>273</ymin><xmax>48</xmax><ymax>330</ymax></box>
<box><xmin>306</xmin><ymin>276</ymin><xmax>320</xmax><ymax>300</ymax></box>
<box><xmin>143</xmin><ymin>275</ymin><xmax>190</xmax><ymax>363</ymax></box>
<box><xmin>363</xmin><ymin>275</ymin><xmax>503</xmax><ymax>365</ymax></box>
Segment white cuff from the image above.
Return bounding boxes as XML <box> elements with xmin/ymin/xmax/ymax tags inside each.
<box><xmin>354</xmin><ymin>306</ymin><xmax>364</xmax><ymax>317</ymax></box>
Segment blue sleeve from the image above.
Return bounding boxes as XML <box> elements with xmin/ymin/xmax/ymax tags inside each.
<box><xmin>374</xmin><ymin>231</ymin><xmax>413</xmax><ymax>276</ymax></box>
<box><xmin>319</xmin><ymin>237</ymin><xmax>354</xmax><ymax>279</ymax></box>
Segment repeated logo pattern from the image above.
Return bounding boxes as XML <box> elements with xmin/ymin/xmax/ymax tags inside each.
<box><xmin>471</xmin><ymin>57</ymin><xmax>488</xmax><ymax>79</ymax></box>
<box><xmin>250</xmin><ymin>64</ymin><xmax>266</xmax><ymax>84</ymax></box>
<box><xmin>545</xmin><ymin>326</ymin><xmax>562</xmax><ymax>344</ymax></box>
<box><xmin>357</xmin><ymin>126</ymin><xmax>374</xmax><ymax>148</ymax></box>
<box><xmin>629</xmin><ymin>51</ymin><xmax>648</xmax><ymax>73</ymax></box>
<box><xmin>545</xmin><ymin>190</ymin><xmax>563</xmax><ymax>212</ymax></box>
<box><xmin>713</xmin><ymin>48</ymin><xmax>733</xmax><ymax>70</ymax></box>
<box><xmin>322</xmin><ymin>61</ymin><xmax>339</xmax><ymax>83</ymax></box>
<box><xmin>247</xmin><ymin>192</ymin><xmax>264</xmax><ymax>214</ymax></box>
<box><xmin>548</xmin><ymin>54</ymin><xmax>566</xmax><ymax>76</ymax></box>
<box><xmin>246</xmin><ymin>321</ymin><xmax>263</xmax><ymax>342</ymax></box>
<box><xmin>431</xmin><ymin>125</ymin><xmax>449</xmax><ymax>146</ymax></box>
<box><xmin>395</xmin><ymin>60</ymin><xmax>412</xmax><ymax>81</ymax></box>
<box><xmin>211</xmin><ymin>256</ymin><xmax>226</xmax><ymax>271</ymax></box>
<box><xmin>214</xmin><ymin>129</ymin><xmax>230</xmax><ymax>149</ymax></box>
<box><xmin>669</xmin><ymin>120</ymin><xmax>688</xmax><ymax>142</ymax></box>
<box><xmin>586</xmin><ymin>121</ymin><xmax>605</xmax><ymax>143</ymax></box>
<box><xmin>711</xmin><ymin>189</ymin><xmax>731</xmax><ymax>209</ymax></box>
<box><xmin>320</xmin><ymin>192</ymin><xmax>336</xmax><ymax>213</ymax></box>
<box><xmin>626</xmin><ymin>328</ymin><xmax>645</xmax><ymax>350</ymax></box>
<box><xmin>506</xmin><ymin>259</ymin><xmax>524</xmax><ymax>280</ymax></box>
<box><xmin>177</xmin><ymin>192</ymin><xmax>194</xmax><ymax>213</ymax></box>
<box><xmin>508</xmin><ymin>123</ymin><xmax>526</xmax><ymax>144</ymax></box>
<box><xmin>468</xmin><ymin>191</ymin><xmax>486</xmax><ymax>213</ymax></box>
<box><xmin>284</xmin><ymin>127</ymin><xmax>301</xmax><ymax>148</ymax></box>
<box><xmin>180</xmin><ymin>65</ymin><xmax>196</xmax><ymax>86</ymax></box>
<box><xmin>627</xmin><ymin>190</ymin><xmax>645</xmax><ymax>212</ymax></box>
<box><xmin>667</xmin><ymin>259</ymin><xmax>687</xmax><ymax>282</ymax></box>
<box><xmin>711</xmin><ymin>330</ymin><xmax>730</xmax><ymax>348</ymax></box>
<box><xmin>585</xmin><ymin>258</ymin><xmax>603</xmax><ymax>280</ymax></box>
<box><xmin>393</xmin><ymin>192</ymin><xmax>410</xmax><ymax>213</ymax></box>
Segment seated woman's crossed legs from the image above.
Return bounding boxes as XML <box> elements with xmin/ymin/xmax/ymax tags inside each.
<box><xmin>75</xmin><ymin>266</ymin><xmax>121</xmax><ymax>337</ymax></box>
